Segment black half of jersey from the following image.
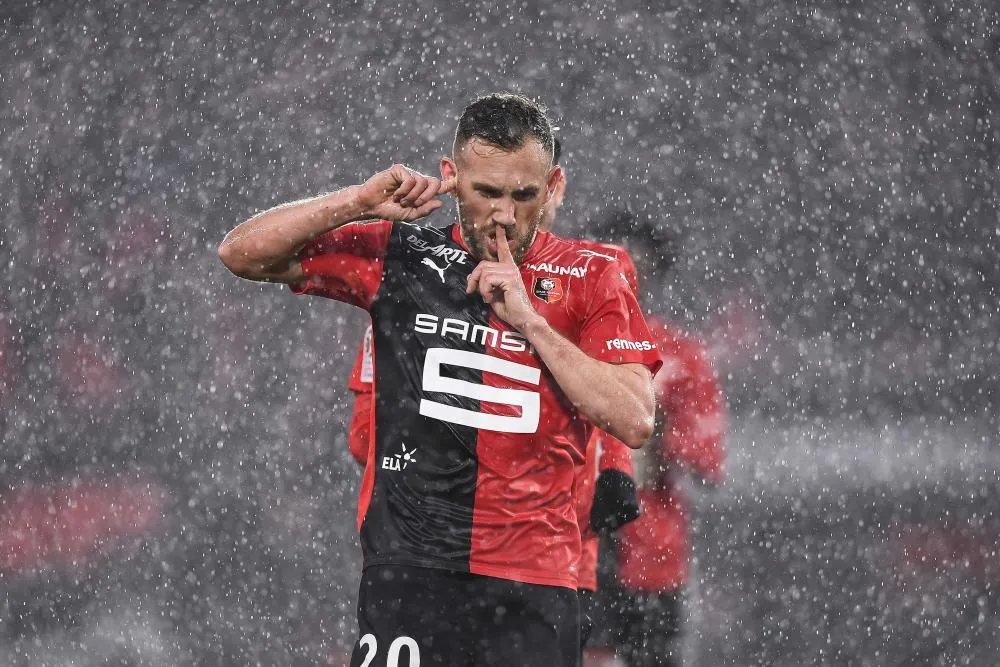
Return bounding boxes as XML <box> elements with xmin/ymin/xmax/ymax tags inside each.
<box><xmin>364</xmin><ymin>222</ymin><xmax>491</xmax><ymax>571</ymax></box>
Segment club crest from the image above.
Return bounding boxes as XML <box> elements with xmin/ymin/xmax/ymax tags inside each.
<box><xmin>532</xmin><ymin>276</ymin><xmax>564</xmax><ymax>303</ymax></box>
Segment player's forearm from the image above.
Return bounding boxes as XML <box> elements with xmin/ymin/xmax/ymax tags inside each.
<box><xmin>521</xmin><ymin>316</ymin><xmax>655</xmax><ymax>448</ymax></box>
<box><xmin>218</xmin><ymin>185</ymin><xmax>368</xmax><ymax>280</ymax></box>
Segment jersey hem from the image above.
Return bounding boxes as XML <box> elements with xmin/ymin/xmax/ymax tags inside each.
<box><xmin>362</xmin><ymin>556</ymin><xmax>578</xmax><ymax>590</ymax></box>
<box><xmin>468</xmin><ymin>561</ymin><xmax>578</xmax><ymax>590</ymax></box>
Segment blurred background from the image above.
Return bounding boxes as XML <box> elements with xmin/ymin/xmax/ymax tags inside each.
<box><xmin>2</xmin><ymin>1</ymin><xmax>998</xmax><ymax>664</ymax></box>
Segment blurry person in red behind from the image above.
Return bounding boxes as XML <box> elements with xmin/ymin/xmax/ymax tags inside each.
<box><xmin>599</xmin><ymin>210</ymin><xmax>727</xmax><ymax>667</ymax></box>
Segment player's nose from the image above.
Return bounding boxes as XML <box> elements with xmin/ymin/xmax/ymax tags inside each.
<box><xmin>489</xmin><ymin>198</ymin><xmax>515</xmax><ymax>225</ymax></box>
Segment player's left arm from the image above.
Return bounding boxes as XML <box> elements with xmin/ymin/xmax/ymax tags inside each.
<box><xmin>523</xmin><ymin>327</ymin><xmax>654</xmax><ymax>448</ymax></box>
<box><xmin>467</xmin><ymin>229</ymin><xmax>657</xmax><ymax>449</ymax></box>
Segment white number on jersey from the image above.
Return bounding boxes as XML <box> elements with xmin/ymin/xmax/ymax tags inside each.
<box><xmin>419</xmin><ymin>348</ymin><xmax>541</xmax><ymax>433</ymax></box>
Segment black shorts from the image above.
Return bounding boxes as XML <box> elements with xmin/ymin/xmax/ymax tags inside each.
<box><xmin>612</xmin><ymin>589</ymin><xmax>683</xmax><ymax>667</ymax></box>
<box><xmin>350</xmin><ymin>564</ymin><xmax>580</xmax><ymax>667</ymax></box>
<box><xmin>578</xmin><ymin>588</ymin><xmax>598</xmax><ymax>650</ymax></box>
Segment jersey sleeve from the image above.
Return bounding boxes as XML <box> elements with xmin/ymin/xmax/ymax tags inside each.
<box><xmin>288</xmin><ymin>220</ymin><xmax>392</xmax><ymax>309</ymax></box>
<box><xmin>347</xmin><ymin>325</ymin><xmax>374</xmax><ymax>393</ymax></box>
<box><xmin>578</xmin><ymin>262</ymin><xmax>662</xmax><ymax>375</ymax></box>
<box><xmin>596</xmin><ymin>431</ymin><xmax>635</xmax><ymax>476</ymax></box>
<box><xmin>659</xmin><ymin>337</ymin><xmax>726</xmax><ymax>484</ymax></box>
<box><xmin>616</xmin><ymin>250</ymin><xmax>640</xmax><ymax>297</ymax></box>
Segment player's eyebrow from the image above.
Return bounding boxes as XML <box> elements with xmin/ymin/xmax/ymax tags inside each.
<box><xmin>472</xmin><ymin>182</ymin><xmax>504</xmax><ymax>197</ymax></box>
<box><xmin>471</xmin><ymin>182</ymin><xmax>541</xmax><ymax>198</ymax></box>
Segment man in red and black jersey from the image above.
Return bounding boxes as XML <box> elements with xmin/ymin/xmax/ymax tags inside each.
<box><xmin>219</xmin><ymin>94</ymin><xmax>661</xmax><ymax>667</ymax></box>
<box><xmin>343</xmin><ymin>138</ymin><xmax>646</xmax><ymax>660</ymax></box>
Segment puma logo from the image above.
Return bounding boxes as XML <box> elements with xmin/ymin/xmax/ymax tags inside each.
<box><xmin>577</xmin><ymin>248</ymin><xmax>616</xmax><ymax>261</ymax></box>
<box><xmin>421</xmin><ymin>257</ymin><xmax>450</xmax><ymax>283</ymax></box>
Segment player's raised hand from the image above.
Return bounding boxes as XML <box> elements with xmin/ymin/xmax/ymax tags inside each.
<box><xmin>356</xmin><ymin>164</ymin><xmax>456</xmax><ymax>222</ymax></box>
<box><xmin>466</xmin><ymin>227</ymin><xmax>538</xmax><ymax>331</ymax></box>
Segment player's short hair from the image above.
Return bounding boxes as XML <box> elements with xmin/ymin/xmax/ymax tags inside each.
<box><xmin>454</xmin><ymin>93</ymin><xmax>555</xmax><ymax>164</ymax></box>
<box><xmin>553</xmin><ymin>136</ymin><xmax>562</xmax><ymax>165</ymax></box>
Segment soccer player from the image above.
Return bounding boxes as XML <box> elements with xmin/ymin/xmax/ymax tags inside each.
<box><xmin>343</xmin><ymin>138</ymin><xmax>644</xmax><ymax>658</ymax></box>
<box><xmin>599</xmin><ymin>211</ymin><xmax>727</xmax><ymax>667</ymax></box>
<box><xmin>218</xmin><ymin>93</ymin><xmax>661</xmax><ymax>667</ymax></box>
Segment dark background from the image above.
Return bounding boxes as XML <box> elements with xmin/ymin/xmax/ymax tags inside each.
<box><xmin>2</xmin><ymin>1</ymin><xmax>998</xmax><ymax>664</ymax></box>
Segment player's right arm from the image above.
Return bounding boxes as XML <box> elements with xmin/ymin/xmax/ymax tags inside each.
<box><xmin>217</xmin><ymin>165</ymin><xmax>454</xmax><ymax>282</ymax></box>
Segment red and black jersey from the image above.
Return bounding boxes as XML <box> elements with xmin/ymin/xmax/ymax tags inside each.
<box><xmin>292</xmin><ymin>220</ymin><xmax>660</xmax><ymax>589</ymax></box>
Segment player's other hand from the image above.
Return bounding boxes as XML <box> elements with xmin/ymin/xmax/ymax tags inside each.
<box><xmin>357</xmin><ymin>164</ymin><xmax>456</xmax><ymax>222</ymax></box>
<box><xmin>590</xmin><ymin>469</ymin><xmax>641</xmax><ymax>533</ymax></box>
<box><xmin>465</xmin><ymin>226</ymin><xmax>538</xmax><ymax>331</ymax></box>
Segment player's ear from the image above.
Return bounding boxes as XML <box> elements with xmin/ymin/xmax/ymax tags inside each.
<box><xmin>441</xmin><ymin>157</ymin><xmax>457</xmax><ymax>181</ymax></box>
<box><xmin>551</xmin><ymin>169</ymin><xmax>567</xmax><ymax>208</ymax></box>
<box><xmin>546</xmin><ymin>166</ymin><xmax>564</xmax><ymax>201</ymax></box>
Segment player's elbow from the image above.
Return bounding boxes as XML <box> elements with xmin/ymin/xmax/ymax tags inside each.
<box><xmin>619</xmin><ymin>412</ymin><xmax>655</xmax><ymax>449</ymax></box>
<box><xmin>218</xmin><ymin>240</ymin><xmax>246</xmax><ymax>275</ymax></box>
<box><xmin>218</xmin><ymin>240</ymin><xmax>260</xmax><ymax>280</ymax></box>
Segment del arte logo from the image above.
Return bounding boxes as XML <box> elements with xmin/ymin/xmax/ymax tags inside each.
<box><xmin>381</xmin><ymin>442</ymin><xmax>417</xmax><ymax>471</ymax></box>
<box><xmin>407</xmin><ymin>235</ymin><xmax>469</xmax><ymax>264</ymax></box>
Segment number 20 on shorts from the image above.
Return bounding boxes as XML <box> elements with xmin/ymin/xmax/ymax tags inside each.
<box><xmin>358</xmin><ymin>633</ymin><xmax>419</xmax><ymax>667</ymax></box>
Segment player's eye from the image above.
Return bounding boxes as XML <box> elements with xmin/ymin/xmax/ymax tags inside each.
<box><xmin>512</xmin><ymin>190</ymin><xmax>537</xmax><ymax>202</ymax></box>
<box><xmin>475</xmin><ymin>187</ymin><xmax>502</xmax><ymax>199</ymax></box>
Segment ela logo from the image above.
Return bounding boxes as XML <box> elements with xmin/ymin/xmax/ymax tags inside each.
<box><xmin>381</xmin><ymin>442</ymin><xmax>417</xmax><ymax>471</ymax></box>
<box><xmin>532</xmin><ymin>276</ymin><xmax>564</xmax><ymax>303</ymax></box>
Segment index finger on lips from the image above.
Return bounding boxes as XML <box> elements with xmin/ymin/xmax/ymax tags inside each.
<box><xmin>496</xmin><ymin>226</ymin><xmax>514</xmax><ymax>264</ymax></box>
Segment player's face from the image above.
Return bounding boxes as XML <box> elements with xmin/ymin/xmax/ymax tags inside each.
<box><xmin>442</xmin><ymin>138</ymin><xmax>559</xmax><ymax>263</ymax></box>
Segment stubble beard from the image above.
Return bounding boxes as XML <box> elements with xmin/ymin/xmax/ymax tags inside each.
<box><xmin>457</xmin><ymin>202</ymin><xmax>541</xmax><ymax>264</ymax></box>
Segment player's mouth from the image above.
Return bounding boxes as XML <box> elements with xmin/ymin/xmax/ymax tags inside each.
<box><xmin>484</xmin><ymin>226</ymin><xmax>515</xmax><ymax>257</ymax></box>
